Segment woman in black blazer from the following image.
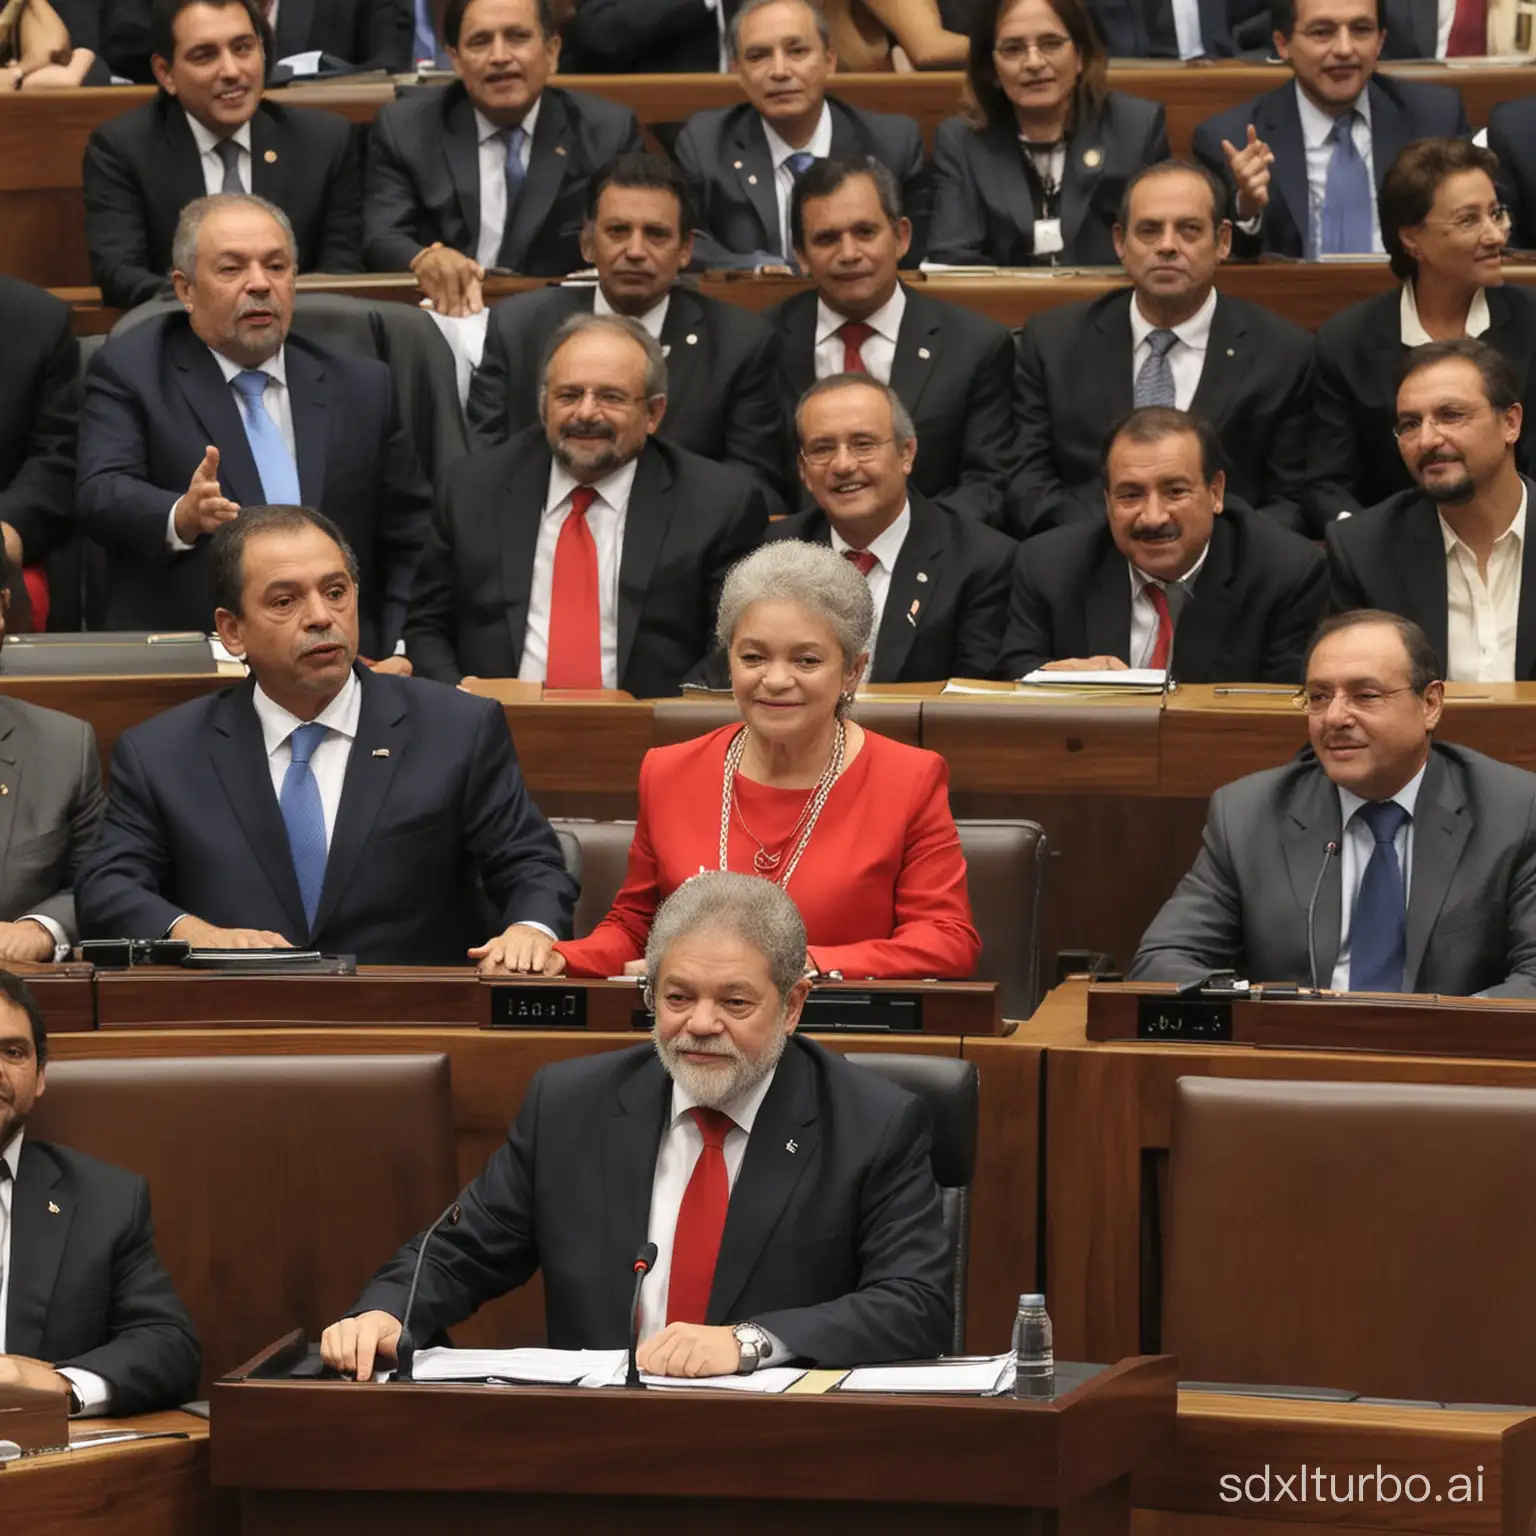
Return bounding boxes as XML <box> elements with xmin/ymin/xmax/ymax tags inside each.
<box><xmin>928</xmin><ymin>0</ymin><xmax>1168</xmax><ymax>267</ymax></box>
<box><xmin>1310</xmin><ymin>137</ymin><xmax>1536</xmax><ymax>527</ymax></box>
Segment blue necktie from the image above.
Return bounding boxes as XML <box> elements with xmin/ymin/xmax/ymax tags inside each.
<box><xmin>782</xmin><ymin>151</ymin><xmax>816</xmax><ymax>258</ymax></box>
<box><xmin>280</xmin><ymin>721</ymin><xmax>328</xmax><ymax>932</ymax></box>
<box><xmin>1135</xmin><ymin>329</ymin><xmax>1179</xmax><ymax>408</ymax></box>
<box><xmin>1348</xmin><ymin>800</ymin><xmax>1410</xmax><ymax>993</ymax></box>
<box><xmin>230</xmin><ymin>370</ymin><xmax>300</xmax><ymax>506</ymax></box>
<box><xmin>1319</xmin><ymin>111</ymin><xmax>1374</xmax><ymax>258</ymax></box>
<box><xmin>496</xmin><ymin>126</ymin><xmax>528</xmax><ymax>267</ymax></box>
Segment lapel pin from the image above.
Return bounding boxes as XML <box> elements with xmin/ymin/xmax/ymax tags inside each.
<box><xmin>1226</xmin><ymin>348</ymin><xmax>1236</xmax><ymax>357</ymax></box>
<box><xmin>0</xmin><ymin>784</ymin><xmax>8</xmax><ymax>795</ymax></box>
<box><xmin>48</xmin><ymin>1200</ymin><xmax>60</xmax><ymax>1214</ymax></box>
<box><xmin>662</xmin><ymin>343</ymin><xmax>672</xmax><ymax>358</ymax></box>
<box><xmin>785</xmin><ymin>1139</ymin><xmax>798</xmax><ymax>1154</ymax></box>
<box><xmin>555</xmin><ymin>145</ymin><xmax>567</xmax><ymax>157</ymax></box>
<box><xmin>916</xmin><ymin>571</ymin><xmax>929</xmax><ymax>583</ymax></box>
<box><xmin>747</xmin><ymin>174</ymin><xmax>759</xmax><ymax>186</ymax></box>
<box><xmin>733</xmin><ymin>159</ymin><xmax>743</xmax><ymax>170</ymax></box>
<box><xmin>686</xmin><ymin>333</ymin><xmax>698</xmax><ymax>346</ymax></box>
<box><xmin>264</xmin><ymin>149</ymin><xmax>277</xmax><ymax>163</ymax></box>
<box><xmin>1083</xmin><ymin>148</ymin><xmax>1102</xmax><ymax>168</ymax></box>
<box><xmin>917</xmin><ymin>346</ymin><xmax>931</xmax><ymax>360</ymax></box>
<box><xmin>372</xmin><ymin>748</ymin><xmax>390</xmax><ymax>758</ymax></box>
<box><xmin>907</xmin><ymin>600</ymin><xmax>921</xmax><ymax>626</ymax></box>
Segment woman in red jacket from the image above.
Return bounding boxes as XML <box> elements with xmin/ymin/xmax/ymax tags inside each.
<box><xmin>549</xmin><ymin>541</ymin><xmax>981</xmax><ymax>980</ymax></box>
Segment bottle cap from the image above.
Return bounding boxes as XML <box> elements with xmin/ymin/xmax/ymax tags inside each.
<box><xmin>1019</xmin><ymin>1293</ymin><xmax>1046</xmax><ymax>1308</ymax></box>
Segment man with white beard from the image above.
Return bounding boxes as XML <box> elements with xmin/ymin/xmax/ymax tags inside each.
<box><xmin>321</xmin><ymin>871</ymin><xmax>953</xmax><ymax>1380</ymax></box>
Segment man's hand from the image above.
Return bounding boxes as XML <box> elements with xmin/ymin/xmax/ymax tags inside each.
<box><xmin>318</xmin><ymin>1311</ymin><xmax>404</xmax><ymax>1381</ymax></box>
<box><xmin>170</xmin><ymin>915</ymin><xmax>294</xmax><ymax>949</ymax></box>
<box><xmin>1221</xmin><ymin>124</ymin><xmax>1273</xmax><ymax>221</ymax></box>
<box><xmin>363</xmin><ymin>655</ymin><xmax>413</xmax><ymax>677</ymax></box>
<box><xmin>1040</xmin><ymin>656</ymin><xmax>1129</xmax><ymax>671</ymax></box>
<box><xmin>470</xmin><ymin>923</ymin><xmax>554</xmax><ymax>975</ymax></box>
<box><xmin>0</xmin><ymin>1355</ymin><xmax>71</xmax><ymax>1396</ymax></box>
<box><xmin>414</xmin><ymin>247</ymin><xmax>485</xmax><ymax>318</ymax></box>
<box><xmin>0</xmin><ymin>921</ymin><xmax>58</xmax><ymax>964</ymax></box>
<box><xmin>1</xmin><ymin>521</ymin><xmax>22</xmax><ymax>570</ymax></box>
<box><xmin>173</xmin><ymin>447</ymin><xmax>241</xmax><ymax>545</ymax></box>
<box><xmin>636</xmin><ymin>1324</ymin><xmax>742</xmax><ymax>1379</ymax></box>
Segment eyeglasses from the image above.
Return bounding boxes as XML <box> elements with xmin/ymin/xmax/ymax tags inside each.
<box><xmin>993</xmin><ymin>36</ymin><xmax>1074</xmax><ymax>61</ymax></box>
<box><xmin>800</xmin><ymin>436</ymin><xmax>893</xmax><ymax>467</ymax></box>
<box><xmin>1292</xmin><ymin>686</ymin><xmax>1418</xmax><ymax>714</ymax></box>
<box><xmin>1420</xmin><ymin>205</ymin><xmax>1512</xmax><ymax>236</ymax></box>
<box><xmin>1390</xmin><ymin>403</ymin><xmax>1490</xmax><ymax>440</ymax></box>
<box><xmin>548</xmin><ymin>386</ymin><xmax>649</xmax><ymax>410</ymax></box>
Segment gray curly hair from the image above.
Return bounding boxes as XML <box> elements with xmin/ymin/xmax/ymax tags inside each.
<box><xmin>715</xmin><ymin>539</ymin><xmax>875</xmax><ymax>664</ymax></box>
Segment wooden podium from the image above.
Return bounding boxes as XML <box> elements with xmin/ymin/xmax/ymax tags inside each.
<box><xmin>210</xmin><ymin>1335</ymin><xmax>1176</xmax><ymax>1535</ymax></box>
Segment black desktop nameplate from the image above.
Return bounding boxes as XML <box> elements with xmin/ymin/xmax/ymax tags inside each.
<box><xmin>488</xmin><ymin>985</ymin><xmax>928</xmax><ymax>1033</ymax></box>
<box><xmin>1136</xmin><ymin>995</ymin><xmax>1233</xmax><ymax>1042</ymax></box>
<box><xmin>490</xmin><ymin>987</ymin><xmax>589</xmax><ymax>1030</ymax></box>
<box><xmin>799</xmin><ymin>992</ymin><xmax>922</xmax><ymax>1033</ymax></box>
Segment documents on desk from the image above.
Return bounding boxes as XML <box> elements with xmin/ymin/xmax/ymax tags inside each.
<box><xmin>839</xmin><ymin>1356</ymin><xmax>1017</xmax><ymax>1394</ymax></box>
<box><xmin>403</xmin><ymin>1347</ymin><xmax>804</xmax><ymax>1393</ymax></box>
<box><xmin>941</xmin><ymin>671</ymin><xmax>1165</xmax><ymax>695</ymax></box>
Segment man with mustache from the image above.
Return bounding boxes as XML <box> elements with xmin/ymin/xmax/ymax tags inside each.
<box><xmin>320</xmin><ymin>871</ymin><xmax>953</xmax><ymax>1381</ymax></box>
<box><xmin>1133</xmin><ymin>609</ymin><xmax>1536</xmax><ymax>996</ymax></box>
<box><xmin>1327</xmin><ymin>339</ymin><xmax>1535</xmax><ymax>682</ymax></box>
<box><xmin>999</xmin><ymin>405</ymin><xmax>1326</xmax><ymax>682</ymax></box>
<box><xmin>406</xmin><ymin>313</ymin><xmax>768</xmax><ymax>697</ymax></box>
<box><xmin>77</xmin><ymin>194</ymin><xmax>431</xmax><ymax>661</ymax></box>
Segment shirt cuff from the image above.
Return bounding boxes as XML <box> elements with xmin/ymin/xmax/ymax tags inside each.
<box><xmin>58</xmin><ymin>1367</ymin><xmax>114</xmax><ymax>1417</ymax></box>
<box><xmin>18</xmin><ymin>913</ymin><xmax>69</xmax><ymax>962</ymax></box>
<box><xmin>760</xmin><ymin>1328</ymin><xmax>795</xmax><ymax>1367</ymax></box>
<box><xmin>1237</xmin><ymin>213</ymin><xmax>1263</xmax><ymax>236</ymax></box>
<box><xmin>512</xmin><ymin>921</ymin><xmax>557</xmax><ymax>941</ymax></box>
<box><xmin>166</xmin><ymin>501</ymin><xmax>195</xmax><ymax>553</ymax></box>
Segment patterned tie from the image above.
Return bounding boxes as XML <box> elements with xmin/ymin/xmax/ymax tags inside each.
<box><xmin>667</xmin><ymin>1108</ymin><xmax>736</xmax><ymax>1325</ymax></box>
<box><xmin>496</xmin><ymin>126</ymin><xmax>528</xmax><ymax>267</ymax></box>
<box><xmin>214</xmin><ymin>138</ymin><xmax>243</xmax><ymax>195</ymax></box>
<box><xmin>280</xmin><ymin>721</ymin><xmax>328</xmax><ymax>932</ymax></box>
<box><xmin>1145</xmin><ymin>582</ymin><xmax>1174</xmax><ymax>668</ymax></box>
<box><xmin>1320</xmin><ymin>112</ymin><xmax>1374</xmax><ymax>258</ymax></box>
<box><xmin>545</xmin><ymin>486</ymin><xmax>603</xmax><ymax>689</ymax></box>
<box><xmin>230</xmin><ymin>371</ymin><xmax>301</xmax><ymax>506</ymax></box>
<box><xmin>1135</xmin><ymin>330</ymin><xmax>1179</xmax><ymax>408</ymax></box>
<box><xmin>837</xmin><ymin>321</ymin><xmax>875</xmax><ymax>374</ymax></box>
<box><xmin>1348</xmin><ymin>801</ymin><xmax>1410</xmax><ymax>992</ymax></box>
<box><xmin>843</xmin><ymin>548</ymin><xmax>878</xmax><ymax>576</ymax></box>
<box><xmin>1445</xmin><ymin>0</ymin><xmax>1486</xmax><ymax>53</ymax></box>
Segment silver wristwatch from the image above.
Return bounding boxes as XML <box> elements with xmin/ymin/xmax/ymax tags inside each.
<box><xmin>732</xmin><ymin>1322</ymin><xmax>773</xmax><ymax>1375</ymax></box>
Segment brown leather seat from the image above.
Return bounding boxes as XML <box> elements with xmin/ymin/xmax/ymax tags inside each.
<box><xmin>1164</xmin><ymin>1077</ymin><xmax>1536</xmax><ymax>1404</ymax></box>
<box><xmin>27</xmin><ymin>1055</ymin><xmax>457</xmax><ymax>1394</ymax></box>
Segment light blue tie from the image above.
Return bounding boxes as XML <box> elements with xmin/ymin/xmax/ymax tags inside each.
<box><xmin>1135</xmin><ymin>330</ymin><xmax>1179</xmax><ymax>408</ymax></box>
<box><xmin>230</xmin><ymin>370</ymin><xmax>301</xmax><ymax>506</ymax></box>
<box><xmin>280</xmin><ymin>721</ymin><xmax>328</xmax><ymax>932</ymax></box>
<box><xmin>504</xmin><ymin>126</ymin><xmax>528</xmax><ymax>210</ymax></box>
<box><xmin>1319</xmin><ymin>112</ymin><xmax>1374</xmax><ymax>258</ymax></box>
<box><xmin>1348</xmin><ymin>800</ymin><xmax>1410</xmax><ymax>992</ymax></box>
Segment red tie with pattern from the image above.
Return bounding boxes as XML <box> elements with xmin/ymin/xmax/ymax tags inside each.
<box><xmin>667</xmin><ymin>1108</ymin><xmax>735</xmax><ymax>1325</ymax></box>
<box><xmin>837</xmin><ymin>321</ymin><xmax>875</xmax><ymax>373</ymax></box>
<box><xmin>843</xmin><ymin>548</ymin><xmax>877</xmax><ymax>576</ymax></box>
<box><xmin>545</xmin><ymin>485</ymin><xmax>602</xmax><ymax>689</ymax></box>
<box><xmin>1146</xmin><ymin>583</ymin><xmax>1173</xmax><ymax>669</ymax></box>
<box><xmin>1445</xmin><ymin>0</ymin><xmax>1486</xmax><ymax>54</ymax></box>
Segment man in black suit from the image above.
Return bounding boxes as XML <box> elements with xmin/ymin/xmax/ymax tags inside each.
<box><xmin>82</xmin><ymin>0</ymin><xmax>363</xmax><ymax>312</ymax></box>
<box><xmin>674</xmin><ymin>0</ymin><xmax>930</xmax><ymax>269</ymax></box>
<box><xmin>1085</xmin><ymin>0</ymin><xmax>1268</xmax><ymax>56</ymax></box>
<box><xmin>1489</xmin><ymin>99</ymin><xmax>1536</xmax><ymax>250</ymax></box>
<box><xmin>363</xmin><ymin>0</ymin><xmax>643</xmax><ymax>317</ymax></box>
<box><xmin>1011</xmin><ymin>161</ymin><xmax>1313</xmax><ymax>539</ymax></box>
<box><xmin>466</xmin><ymin>154</ymin><xmax>785</xmax><ymax>505</ymax></box>
<box><xmin>1000</xmin><ymin>407</ymin><xmax>1327</xmax><ymax>681</ymax></box>
<box><xmin>1192</xmin><ymin>0</ymin><xmax>1468</xmax><ymax>259</ymax></box>
<box><xmin>320</xmin><ymin>871</ymin><xmax>952</xmax><ymax>1380</ymax></box>
<box><xmin>76</xmin><ymin>194</ymin><xmax>431</xmax><ymax>659</ymax></box>
<box><xmin>1328</xmin><ymin>339</ymin><xmax>1535</xmax><ymax>682</ymax></box>
<box><xmin>408</xmin><ymin>314</ymin><xmax>767</xmax><ymax>697</ymax></box>
<box><xmin>769</xmin><ymin>374</ymin><xmax>1016</xmax><ymax>683</ymax></box>
<box><xmin>766</xmin><ymin>157</ymin><xmax>1018</xmax><ymax>531</ymax></box>
<box><xmin>76</xmin><ymin>506</ymin><xmax>577</xmax><ymax>970</ymax></box>
<box><xmin>561</xmin><ymin>0</ymin><xmax>724</xmax><ymax>71</ymax></box>
<box><xmin>268</xmin><ymin>0</ymin><xmax>412</xmax><ymax>71</ymax></box>
<box><xmin>0</xmin><ymin>974</ymin><xmax>201</xmax><ymax>1415</ymax></box>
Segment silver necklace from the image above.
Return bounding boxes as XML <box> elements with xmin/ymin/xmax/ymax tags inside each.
<box><xmin>718</xmin><ymin>722</ymin><xmax>846</xmax><ymax>891</ymax></box>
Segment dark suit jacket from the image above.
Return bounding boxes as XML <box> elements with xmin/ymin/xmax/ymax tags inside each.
<box><xmin>364</xmin><ymin>82</ymin><xmax>644</xmax><ymax>276</ymax></box>
<box><xmin>405</xmin><ymin>431</ymin><xmax>768</xmax><ymax>697</ymax></box>
<box><xmin>765</xmin><ymin>495</ymin><xmax>1017</xmax><ymax>682</ymax></box>
<box><xmin>0</xmin><ymin>277</ymin><xmax>78</xmax><ymax>564</ymax></box>
<box><xmin>466</xmin><ymin>282</ymin><xmax>786</xmax><ymax>506</ymax></box>
<box><xmin>1488</xmin><ymin>99</ymin><xmax>1536</xmax><ymax>251</ymax></box>
<box><xmin>352</xmin><ymin>1034</ymin><xmax>953</xmax><ymax>1365</ymax></box>
<box><xmin>1192</xmin><ymin>76</ymin><xmax>1470</xmax><ymax>260</ymax></box>
<box><xmin>1131</xmin><ymin>743</ymin><xmax>1536</xmax><ymax>997</ymax></box>
<box><xmin>1309</xmin><ymin>285</ymin><xmax>1536</xmax><ymax>522</ymax></box>
<box><xmin>1379</xmin><ymin>0</ymin><xmax>1451</xmax><ymax>55</ymax></box>
<box><xmin>6</xmin><ymin>1138</ymin><xmax>200</xmax><ymax>1416</ymax></box>
<box><xmin>270</xmin><ymin>0</ymin><xmax>411</xmax><ymax>71</ymax></box>
<box><xmin>1326</xmin><ymin>478</ymin><xmax>1536</xmax><ymax>679</ymax></box>
<box><xmin>674</xmin><ymin>96</ymin><xmax>932</xmax><ymax>268</ymax></box>
<box><xmin>764</xmin><ymin>285</ymin><xmax>1020</xmax><ymax>531</ymax></box>
<box><xmin>75</xmin><ymin>666</ymin><xmax>577</xmax><ymax>960</ymax></box>
<box><xmin>999</xmin><ymin>502</ymin><xmax>1328</xmax><ymax>682</ymax></box>
<box><xmin>82</xmin><ymin>94</ymin><xmax>364</xmax><ymax>311</ymax></box>
<box><xmin>928</xmin><ymin>94</ymin><xmax>1169</xmax><ymax>267</ymax></box>
<box><xmin>1086</xmin><ymin>0</ymin><xmax>1247</xmax><ymax>55</ymax></box>
<box><xmin>1009</xmin><ymin>288</ymin><xmax>1314</xmax><ymax>538</ymax></box>
<box><xmin>75</xmin><ymin>314</ymin><xmax>432</xmax><ymax>656</ymax></box>
<box><xmin>562</xmin><ymin>0</ymin><xmax>723</xmax><ymax>71</ymax></box>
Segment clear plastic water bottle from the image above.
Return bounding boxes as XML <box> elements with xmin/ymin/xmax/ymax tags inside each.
<box><xmin>1011</xmin><ymin>1292</ymin><xmax>1054</xmax><ymax>1399</ymax></box>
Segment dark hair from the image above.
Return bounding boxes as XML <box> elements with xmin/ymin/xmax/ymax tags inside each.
<box><xmin>1270</xmin><ymin>0</ymin><xmax>1381</xmax><ymax>36</ymax></box>
<box><xmin>0</xmin><ymin>971</ymin><xmax>48</xmax><ymax>1068</ymax></box>
<box><xmin>151</xmin><ymin>0</ymin><xmax>273</xmax><ymax>73</ymax></box>
<box><xmin>1399</xmin><ymin>337</ymin><xmax>1522</xmax><ymax>411</ymax></box>
<box><xmin>1117</xmin><ymin>158</ymin><xmax>1230</xmax><ymax>232</ymax></box>
<box><xmin>443</xmin><ymin>0</ymin><xmax>556</xmax><ymax>48</ymax></box>
<box><xmin>1304</xmin><ymin>610</ymin><xmax>1442</xmax><ymax>694</ymax></box>
<box><xmin>209</xmin><ymin>506</ymin><xmax>359</xmax><ymax>617</ymax></box>
<box><xmin>729</xmin><ymin>0</ymin><xmax>831</xmax><ymax>56</ymax></box>
<box><xmin>1379</xmin><ymin>138</ymin><xmax>1503</xmax><ymax>282</ymax></box>
<box><xmin>967</xmin><ymin>0</ymin><xmax>1107</xmax><ymax>135</ymax></box>
<box><xmin>585</xmin><ymin>153</ymin><xmax>696</xmax><ymax>237</ymax></box>
<box><xmin>789</xmin><ymin>155</ymin><xmax>903</xmax><ymax>254</ymax></box>
<box><xmin>1100</xmin><ymin>406</ymin><xmax>1226</xmax><ymax>483</ymax></box>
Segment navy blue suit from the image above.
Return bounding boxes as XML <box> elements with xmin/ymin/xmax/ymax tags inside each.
<box><xmin>75</xmin><ymin>667</ymin><xmax>577</xmax><ymax>963</ymax></box>
<box><xmin>1489</xmin><ymin>98</ymin><xmax>1536</xmax><ymax>250</ymax></box>
<box><xmin>75</xmin><ymin>314</ymin><xmax>431</xmax><ymax>657</ymax></box>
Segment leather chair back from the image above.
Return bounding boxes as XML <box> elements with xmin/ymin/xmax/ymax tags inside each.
<box><xmin>553</xmin><ymin>819</ymin><xmax>638</xmax><ymax>939</ymax></box>
<box><xmin>1165</xmin><ymin>1077</ymin><xmax>1536</xmax><ymax>1403</ymax></box>
<box><xmin>28</xmin><ymin>1054</ymin><xmax>457</xmax><ymax>1394</ymax></box>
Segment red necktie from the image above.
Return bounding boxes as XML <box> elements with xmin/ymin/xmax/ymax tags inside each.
<box><xmin>545</xmin><ymin>486</ymin><xmax>602</xmax><ymax>689</ymax></box>
<box><xmin>837</xmin><ymin>321</ymin><xmax>875</xmax><ymax>373</ymax></box>
<box><xmin>1145</xmin><ymin>582</ymin><xmax>1173</xmax><ymax>669</ymax></box>
<box><xmin>843</xmin><ymin>548</ymin><xmax>877</xmax><ymax>576</ymax></box>
<box><xmin>1445</xmin><ymin>0</ymin><xmax>1485</xmax><ymax>54</ymax></box>
<box><xmin>666</xmin><ymin>1108</ymin><xmax>735</xmax><ymax>1326</ymax></box>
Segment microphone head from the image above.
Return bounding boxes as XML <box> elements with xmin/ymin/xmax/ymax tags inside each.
<box><xmin>446</xmin><ymin>1204</ymin><xmax>462</xmax><ymax>1227</ymax></box>
<box><xmin>635</xmin><ymin>1241</ymin><xmax>659</xmax><ymax>1272</ymax></box>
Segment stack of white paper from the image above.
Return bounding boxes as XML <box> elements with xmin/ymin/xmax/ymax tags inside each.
<box><xmin>839</xmin><ymin>1355</ymin><xmax>1016</xmax><ymax>1394</ymax></box>
<box><xmin>1020</xmin><ymin>669</ymin><xmax>1166</xmax><ymax>688</ymax></box>
<box><xmin>639</xmin><ymin>1366</ymin><xmax>805</xmax><ymax>1393</ymax></box>
<box><xmin>408</xmin><ymin>1347</ymin><xmax>627</xmax><ymax>1387</ymax></box>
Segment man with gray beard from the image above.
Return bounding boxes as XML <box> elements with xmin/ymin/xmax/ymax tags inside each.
<box><xmin>322</xmin><ymin>872</ymin><xmax>953</xmax><ymax>1381</ymax></box>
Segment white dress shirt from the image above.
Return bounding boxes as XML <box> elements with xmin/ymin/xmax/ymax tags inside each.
<box><xmin>1129</xmin><ymin>287</ymin><xmax>1217</xmax><ymax>411</ymax></box>
<box><xmin>1296</xmin><ymin>83</ymin><xmax>1384</xmax><ymax>257</ymax></box>
<box><xmin>704</xmin><ymin>0</ymin><xmax>730</xmax><ymax>70</ymax></box>
<box><xmin>1436</xmin><ymin>0</ymin><xmax>1457</xmax><ymax>55</ymax></box>
<box><xmin>1173</xmin><ymin>0</ymin><xmax>1206</xmax><ymax>57</ymax></box>
<box><xmin>813</xmin><ymin>282</ymin><xmax>905</xmax><ymax>384</ymax></box>
<box><xmin>762</xmin><ymin>101</ymin><xmax>833</xmax><ymax>257</ymax></box>
<box><xmin>520</xmin><ymin>457</ymin><xmax>637</xmax><ymax>690</ymax></box>
<box><xmin>0</xmin><ymin>1131</ymin><xmax>113</xmax><ymax>1416</ymax></box>
<box><xmin>474</xmin><ymin>97</ymin><xmax>541</xmax><ymax>270</ymax></box>
<box><xmin>185</xmin><ymin>110</ymin><xmax>251</xmax><ymax>196</ymax></box>
<box><xmin>829</xmin><ymin>500</ymin><xmax>911</xmax><ymax>646</ymax></box>
<box><xmin>593</xmin><ymin>285</ymin><xmax>671</xmax><ymax>341</ymax></box>
<box><xmin>1330</xmin><ymin>762</ymin><xmax>1426</xmax><ymax>990</ymax></box>
<box><xmin>1128</xmin><ymin>542</ymin><xmax>1210</xmax><ymax>668</ymax></box>
<box><xmin>1399</xmin><ymin>281</ymin><xmax>1492</xmax><ymax>346</ymax></box>
<box><xmin>1440</xmin><ymin>483</ymin><xmax>1527</xmax><ymax>683</ymax></box>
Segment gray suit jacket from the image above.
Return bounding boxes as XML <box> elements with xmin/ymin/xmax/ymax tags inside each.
<box><xmin>0</xmin><ymin>697</ymin><xmax>104</xmax><ymax>945</ymax></box>
<box><xmin>1131</xmin><ymin>744</ymin><xmax>1536</xmax><ymax>998</ymax></box>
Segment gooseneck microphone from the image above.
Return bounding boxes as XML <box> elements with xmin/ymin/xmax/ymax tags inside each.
<box><xmin>392</xmin><ymin>1200</ymin><xmax>462</xmax><ymax>1382</ymax></box>
<box><xmin>626</xmin><ymin>1242</ymin><xmax>659</xmax><ymax>1389</ymax></box>
<box><xmin>1306</xmin><ymin>841</ymin><xmax>1340</xmax><ymax>993</ymax></box>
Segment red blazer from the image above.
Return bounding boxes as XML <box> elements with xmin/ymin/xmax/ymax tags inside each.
<box><xmin>556</xmin><ymin>725</ymin><xmax>982</xmax><ymax>980</ymax></box>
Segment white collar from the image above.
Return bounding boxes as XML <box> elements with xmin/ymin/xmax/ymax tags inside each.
<box><xmin>1399</xmin><ymin>281</ymin><xmax>1493</xmax><ymax>346</ymax></box>
<box><xmin>668</xmin><ymin>1060</ymin><xmax>780</xmax><ymax>1135</ymax></box>
<box><xmin>1130</xmin><ymin>537</ymin><xmax>1212</xmax><ymax>593</ymax></box>
<box><xmin>184</xmin><ymin>109</ymin><xmax>252</xmax><ymax>159</ymax></box>
<box><xmin>546</xmin><ymin>453</ymin><xmax>640</xmax><ymax>516</ymax></box>
<box><xmin>474</xmin><ymin>95</ymin><xmax>542</xmax><ymax>147</ymax></box>
<box><xmin>829</xmin><ymin>498</ymin><xmax>911</xmax><ymax>573</ymax></box>
<box><xmin>0</xmin><ymin>1126</ymin><xmax>21</xmax><ymax>1183</ymax></box>
<box><xmin>1130</xmin><ymin>286</ymin><xmax>1218</xmax><ymax>353</ymax></box>
<box><xmin>1438</xmin><ymin>479</ymin><xmax>1528</xmax><ymax>556</ymax></box>
<box><xmin>594</xmin><ymin>285</ymin><xmax>671</xmax><ymax>341</ymax></box>
<box><xmin>252</xmin><ymin>667</ymin><xmax>361</xmax><ymax>759</ymax></box>
<box><xmin>208</xmin><ymin>343</ymin><xmax>287</xmax><ymax>387</ymax></box>
<box><xmin>762</xmin><ymin>100</ymin><xmax>833</xmax><ymax>169</ymax></box>
<box><xmin>1294</xmin><ymin>79</ymin><xmax>1371</xmax><ymax>150</ymax></box>
<box><xmin>814</xmin><ymin>282</ymin><xmax>906</xmax><ymax>347</ymax></box>
<box><xmin>1336</xmin><ymin>757</ymin><xmax>1427</xmax><ymax>829</ymax></box>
